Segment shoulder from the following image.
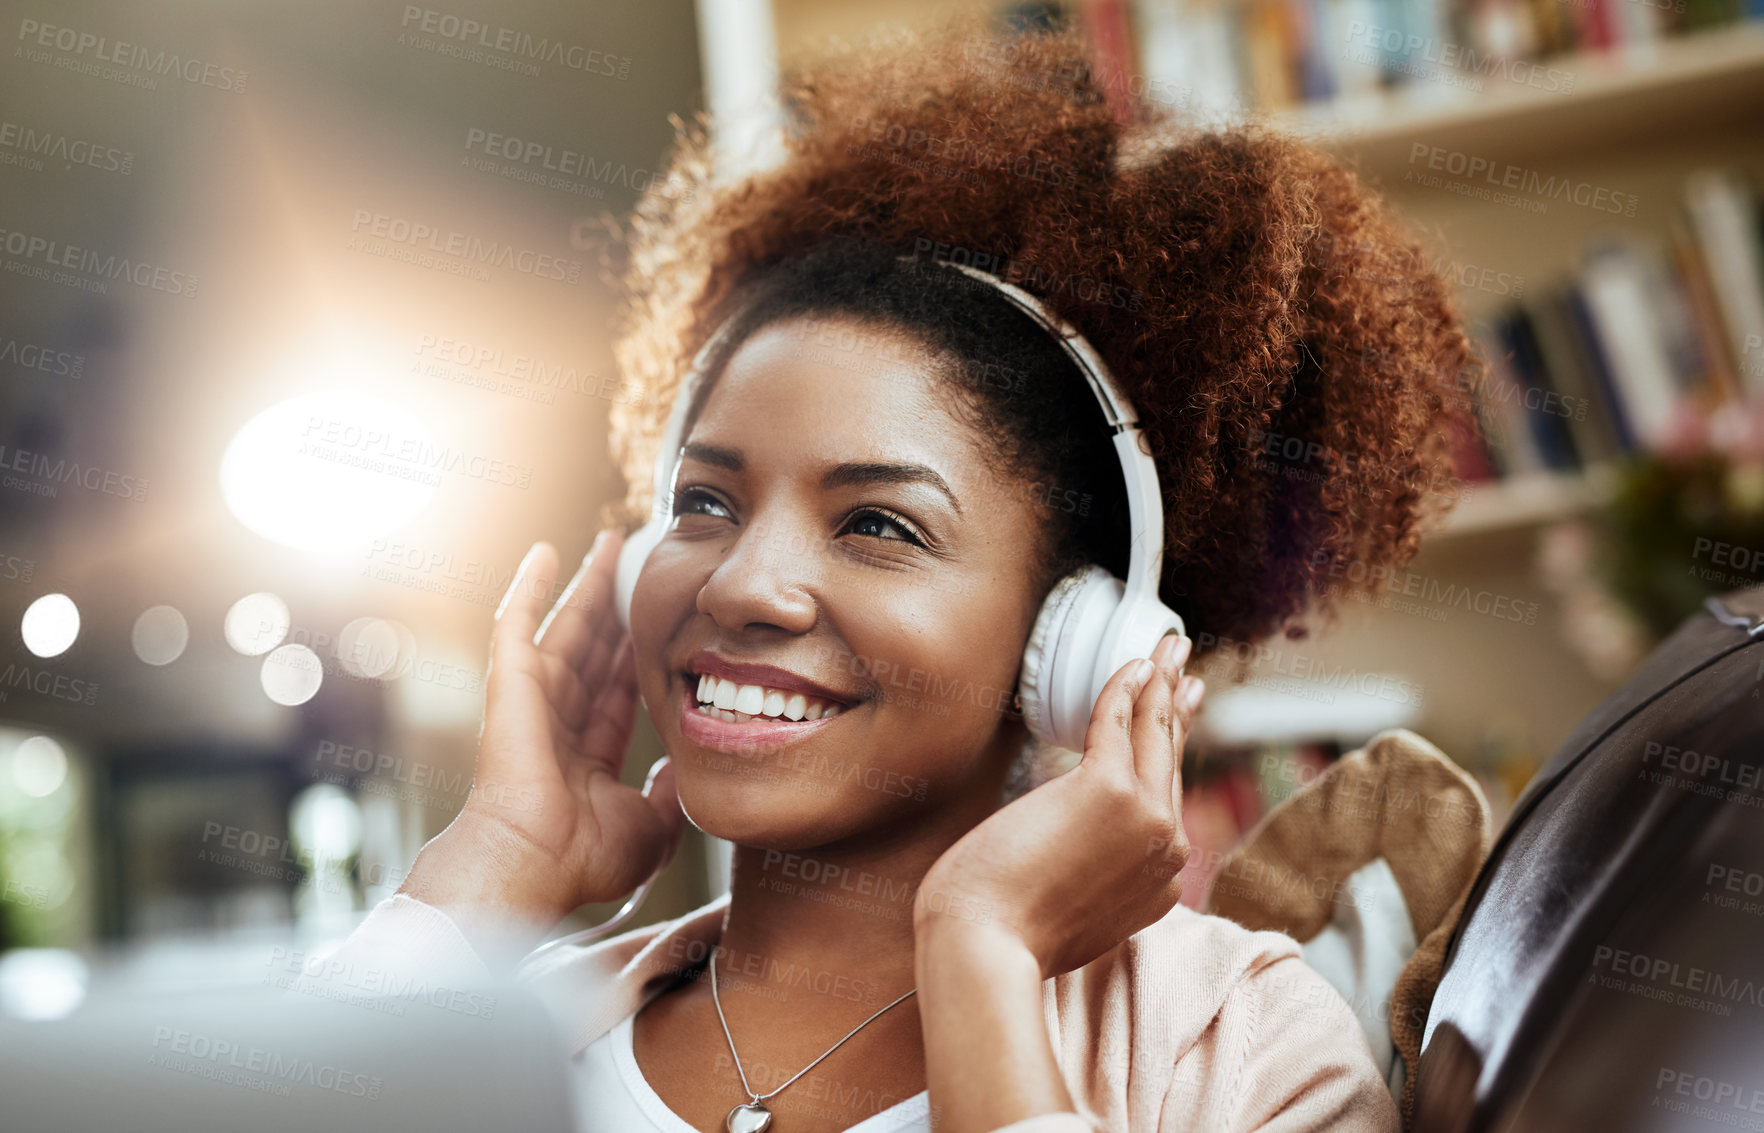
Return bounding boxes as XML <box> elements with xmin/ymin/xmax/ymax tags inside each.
<box><xmin>1127</xmin><ymin>906</ymin><xmax>1368</xmax><ymax>1040</ymax></box>
<box><xmin>1049</xmin><ymin>905</ymin><xmax>1398</xmax><ymax>1132</ymax></box>
<box><xmin>1052</xmin><ymin>903</ymin><xmax>1308</xmax><ymax>1043</ymax></box>
<box><xmin>1072</xmin><ymin>896</ymin><xmax>1312</xmax><ymax>1002</ymax></box>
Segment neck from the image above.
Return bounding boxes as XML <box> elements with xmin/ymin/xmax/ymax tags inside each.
<box><xmin>712</xmin><ymin>750</ymin><xmax>1016</xmax><ymax>1005</ymax></box>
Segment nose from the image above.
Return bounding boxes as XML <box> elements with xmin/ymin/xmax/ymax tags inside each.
<box><xmin>694</xmin><ymin>512</ymin><xmax>820</xmax><ymax>635</ymax></box>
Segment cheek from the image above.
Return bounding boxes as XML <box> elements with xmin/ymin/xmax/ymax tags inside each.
<box><xmin>852</xmin><ymin>588</ymin><xmax>1034</xmax><ymax>732</ymax></box>
<box><xmin>628</xmin><ymin>544</ymin><xmax>705</xmax><ymax>687</ymax></box>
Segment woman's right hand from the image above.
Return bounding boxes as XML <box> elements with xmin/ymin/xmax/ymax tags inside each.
<box><xmin>396</xmin><ymin>531</ymin><xmax>685</xmax><ymax>960</ymax></box>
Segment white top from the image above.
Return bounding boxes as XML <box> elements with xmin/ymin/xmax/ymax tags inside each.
<box><xmin>574</xmin><ymin>1011</ymin><xmax>934</xmax><ymax>1133</ymax></box>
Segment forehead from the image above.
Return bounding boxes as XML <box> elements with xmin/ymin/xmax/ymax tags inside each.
<box><xmin>687</xmin><ymin>317</ymin><xmax>986</xmax><ymax>471</ymax></box>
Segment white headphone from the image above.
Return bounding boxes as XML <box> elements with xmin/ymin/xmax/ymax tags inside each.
<box><xmin>612</xmin><ymin>257</ymin><xmax>1184</xmax><ymax>753</ymax></box>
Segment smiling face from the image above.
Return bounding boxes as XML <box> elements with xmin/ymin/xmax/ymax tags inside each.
<box><xmin>628</xmin><ymin>315</ymin><xmax>1056</xmax><ymax>851</ymax></box>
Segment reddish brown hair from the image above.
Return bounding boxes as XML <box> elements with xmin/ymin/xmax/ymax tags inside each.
<box><xmin>606</xmin><ymin>16</ymin><xmax>1477</xmax><ymax>654</ymax></box>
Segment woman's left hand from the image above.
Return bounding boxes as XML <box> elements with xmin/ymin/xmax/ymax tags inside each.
<box><xmin>914</xmin><ymin>631</ymin><xmax>1202</xmax><ymax>978</ymax></box>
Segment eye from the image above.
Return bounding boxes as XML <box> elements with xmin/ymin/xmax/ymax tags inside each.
<box><xmin>672</xmin><ymin>486</ymin><xmax>733</xmax><ymax>521</ymax></box>
<box><xmin>842</xmin><ymin>507</ymin><xmax>925</xmax><ymax>547</ymax></box>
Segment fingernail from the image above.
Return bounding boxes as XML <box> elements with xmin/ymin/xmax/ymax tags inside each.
<box><xmin>1133</xmin><ymin>658</ymin><xmax>1156</xmax><ymax>683</ymax></box>
<box><xmin>590</xmin><ymin>530</ymin><xmax>608</xmax><ymax>557</ymax></box>
<box><xmin>1184</xmin><ymin>678</ymin><xmax>1205</xmax><ymax>710</ymax></box>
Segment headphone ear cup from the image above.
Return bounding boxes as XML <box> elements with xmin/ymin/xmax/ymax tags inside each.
<box><xmin>1019</xmin><ymin>564</ymin><xmax>1124</xmax><ymax>753</ymax></box>
<box><xmin>614</xmin><ymin>520</ymin><xmax>665</xmax><ymax>632</ymax></box>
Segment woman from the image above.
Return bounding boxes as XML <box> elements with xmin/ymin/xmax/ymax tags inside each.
<box><xmin>336</xmin><ymin>17</ymin><xmax>1472</xmax><ymax>1133</ymax></box>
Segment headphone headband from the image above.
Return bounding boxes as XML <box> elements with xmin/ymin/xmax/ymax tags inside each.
<box><xmin>922</xmin><ymin>258</ymin><xmax>1139</xmax><ymax>431</ymax></box>
<box><xmin>907</xmin><ymin>256</ymin><xmax>1165</xmax><ymax>605</ymax></box>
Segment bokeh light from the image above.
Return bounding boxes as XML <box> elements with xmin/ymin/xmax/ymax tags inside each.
<box><xmin>130</xmin><ymin>605</ymin><xmax>190</xmax><ymax>666</ymax></box>
<box><xmin>11</xmin><ymin>736</ymin><xmax>68</xmax><ymax>799</ymax></box>
<box><xmin>224</xmin><ymin>592</ymin><xmax>290</xmax><ymax>656</ymax></box>
<box><xmin>261</xmin><ymin>643</ymin><xmax>323</xmax><ymax>706</ymax></box>
<box><xmin>336</xmin><ymin>616</ymin><xmax>405</xmax><ymax>678</ymax></box>
<box><xmin>19</xmin><ymin>594</ymin><xmax>79</xmax><ymax>659</ymax></box>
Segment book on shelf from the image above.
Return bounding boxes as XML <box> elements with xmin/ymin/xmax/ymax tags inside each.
<box><xmin>1104</xmin><ymin>0</ymin><xmax>1760</xmax><ymax>119</ymax></box>
<box><xmin>1496</xmin><ymin>307</ymin><xmax>1582</xmax><ymax>473</ymax></box>
<box><xmin>1079</xmin><ymin>0</ymin><xmax>1142</xmax><ymax>121</ymax></box>
<box><xmin>1524</xmin><ymin>291</ymin><xmax>1625</xmax><ymax>468</ymax></box>
<box><xmin>1683</xmin><ymin>168</ymin><xmax>1764</xmax><ymax>395</ymax></box>
<box><xmin>1431</xmin><ymin>166</ymin><xmax>1764</xmax><ymax>488</ymax></box>
<box><xmin>1576</xmin><ymin>241</ymin><xmax>1691</xmax><ymax>451</ymax></box>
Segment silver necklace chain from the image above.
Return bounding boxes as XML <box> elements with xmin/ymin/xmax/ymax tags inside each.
<box><xmin>709</xmin><ymin>950</ymin><xmax>918</xmax><ymax>1104</ymax></box>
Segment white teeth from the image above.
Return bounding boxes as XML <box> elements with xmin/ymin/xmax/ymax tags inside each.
<box><xmin>691</xmin><ymin>674</ymin><xmax>852</xmax><ymax>722</ymax></box>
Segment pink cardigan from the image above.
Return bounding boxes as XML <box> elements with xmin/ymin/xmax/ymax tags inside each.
<box><xmin>332</xmin><ymin>892</ymin><xmax>1400</xmax><ymax>1133</ymax></box>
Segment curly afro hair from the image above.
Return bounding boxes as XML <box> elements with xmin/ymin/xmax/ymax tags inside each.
<box><xmin>604</xmin><ymin>14</ymin><xmax>1479</xmax><ymax>658</ymax></box>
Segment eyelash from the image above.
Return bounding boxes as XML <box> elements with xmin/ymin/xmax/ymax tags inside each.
<box><xmin>672</xmin><ymin>489</ymin><xmax>928</xmax><ymax>548</ymax></box>
<box><xmin>844</xmin><ymin>506</ymin><xmax>926</xmax><ymax>547</ymax></box>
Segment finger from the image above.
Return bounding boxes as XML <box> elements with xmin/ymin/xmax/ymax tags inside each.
<box><xmin>1171</xmin><ymin>675</ymin><xmax>1203</xmax><ymax>813</ymax></box>
<box><xmin>537</xmin><ymin>530</ymin><xmax>624</xmax><ymax>670</ymax></box>
<box><xmin>1179</xmin><ymin>675</ymin><xmax>1205</xmax><ymax>723</ymax></box>
<box><xmin>641</xmin><ymin>757</ymin><xmax>686</xmax><ymax>870</ymax></box>
<box><xmin>1080</xmin><ymin>656</ymin><xmax>1159</xmax><ymax>779</ymax></box>
<box><xmin>493</xmin><ymin>542</ymin><xmax>558</xmax><ymax>660</ymax></box>
<box><xmin>578</xmin><ymin>635</ymin><xmax>640</xmax><ymax>778</ymax></box>
<box><xmin>1129</xmin><ymin>640</ymin><xmax>1183</xmax><ymax>802</ymax></box>
<box><xmin>1135</xmin><ymin>633</ymin><xmax>1189</xmax><ymax>778</ymax></box>
<box><xmin>575</xmin><ymin>571</ymin><xmax>633</xmax><ymax>696</ymax></box>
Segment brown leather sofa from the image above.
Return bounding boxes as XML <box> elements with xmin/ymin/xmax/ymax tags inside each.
<box><xmin>1414</xmin><ymin>585</ymin><xmax>1764</xmax><ymax>1133</ymax></box>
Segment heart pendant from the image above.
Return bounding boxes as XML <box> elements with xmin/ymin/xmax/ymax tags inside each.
<box><xmin>726</xmin><ymin>1102</ymin><xmax>773</xmax><ymax>1133</ymax></box>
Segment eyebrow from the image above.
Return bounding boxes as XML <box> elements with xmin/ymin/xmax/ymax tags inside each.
<box><xmin>680</xmin><ymin>444</ymin><xmax>964</xmax><ymax>515</ymax></box>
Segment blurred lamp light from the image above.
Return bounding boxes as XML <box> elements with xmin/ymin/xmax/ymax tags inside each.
<box><xmin>0</xmin><ymin>950</ymin><xmax>87</xmax><ymax>1021</ymax></box>
<box><xmin>130</xmin><ymin>605</ymin><xmax>190</xmax><ymax>666</ymax></box>
<box><xmin>11</xmin><ymin>736</ymin><xmax>67</xmax><ymax>799</ymax></box>
<box><xmin>20</xmin><ymin>594</ymin><xmax>79</xmax><ymax>658</ymax></box>
<box><xmin>219</xmin><ymin>392</ymin><xmax>438</xmax><ymax>554</ymax></box>
<box><xmin>261</xmin><ymin>643</ymin><xmax>323</xmax><ymax>706</ymax></box>
<box><xmin>224</xmin><ymin>592</ymin><xmax>290</xmax><ymax>656</ymax></box>
<box><xmin>289</xmin><ymin>783</ymin><xmax>363</xmax><ymax>863</ymax></box>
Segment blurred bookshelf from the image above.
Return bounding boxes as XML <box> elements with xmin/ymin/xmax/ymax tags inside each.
<box><xmin>1434</xmin><ymin>462</ymin><xmax>1621</xmax><ymax>538</ymax></box>
<box><xmin>1278</xmin><ymin>21</ymin><xmax>1764</xmax><ymax>168</ymax></box>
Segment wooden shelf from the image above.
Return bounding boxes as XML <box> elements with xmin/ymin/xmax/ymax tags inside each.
<box><xmin>1272</xmin><ymin>25</ymin><xmax>1764</xmax><ymax>176</ymax></box>
<box><xmin>1430</xmin><ymin>462</ymin><xmax>1621</xmax><ymax>540</ymax></box>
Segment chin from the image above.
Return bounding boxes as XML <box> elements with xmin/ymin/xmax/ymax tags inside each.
<box><xmin>670</xmin><ymin>769</ymin><xmax>843</xmax><ymax>847</ymax></box>
<box><xmin>667</xmin><ymin>750</ymin><xmax>886</xmax><ymax>852</ymax></box>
